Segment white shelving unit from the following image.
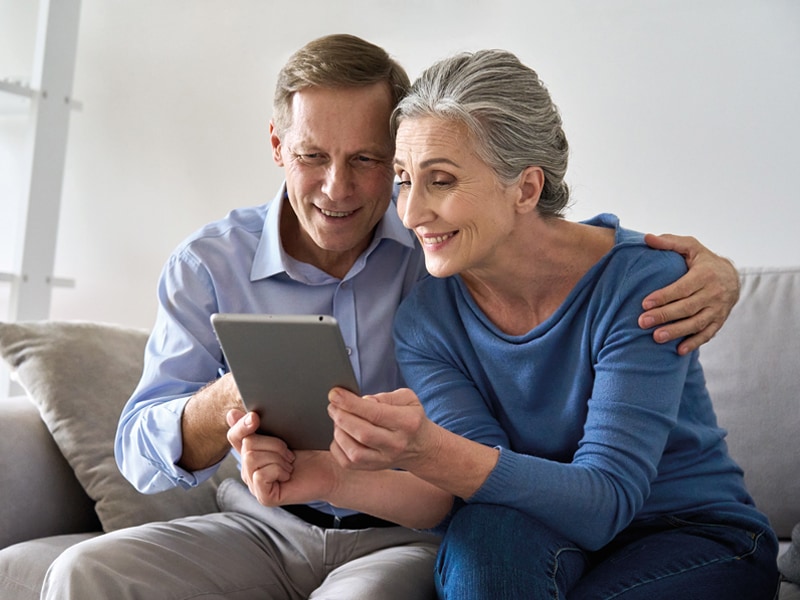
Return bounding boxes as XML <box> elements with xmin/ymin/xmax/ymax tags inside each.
<box><xmin>1</xmin><ymin>0</ymin><xmax>82</xmax><ymax>396</ymax></box>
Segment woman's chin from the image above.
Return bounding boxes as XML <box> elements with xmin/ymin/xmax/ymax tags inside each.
<box><xmin>424</xmin><ymin>259</ymin><xmax>459</xmax><ymax>279</ymax></box>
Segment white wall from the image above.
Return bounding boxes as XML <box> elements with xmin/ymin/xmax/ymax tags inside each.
<box><xmin>3</xmin><ymin>0</ymin><xmax>799</xmax><ymax>330</ymax></box>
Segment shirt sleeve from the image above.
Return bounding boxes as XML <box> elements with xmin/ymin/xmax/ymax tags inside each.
<box><xmin>396</xmin><ymin>250</ymin><xmax>691</xmax><ymax>550</ymax></box>
<box><xmin>115</xmin><ymin>250</ymin><xmax>230</xmax><ymax>493</ymax></box>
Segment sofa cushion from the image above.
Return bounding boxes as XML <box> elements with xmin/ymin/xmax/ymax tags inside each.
<box><xmin>780</xmin><ymin>524</ymin><xmax>800</xmax><ymax>585</ymax></box>
<box><xmin>0</xmin><ymin>320</ymin><xmax>239</xmax><ymax>533</ymax></box>
<box><xmin>700</xmin><ymin>267</ymin><xmax>800</xmax><ymax>539</ymax></box>
<box><xmin>0</xmin><ymin>396</ymin><xmax>99</xmax><ymax>549</ymax></box>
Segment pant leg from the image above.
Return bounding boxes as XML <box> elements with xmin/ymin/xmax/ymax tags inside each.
<box><xmin>44</xmin><ymin>478</ymin><xmax>442</xmax><ymax>600</ymax></box>
<box><xmin>435</xmin><ymin>503</ymin><xmax>588</xmax><ymax>599</ymax></box>
<box><xmin>310</xmin><ymin>541</ymin><xmax>439</xmax><ymax>600</ymax></box>
<box><xmin>569</xmin><ymin>513</ymin><xmax>780</xmax><ymax>600</ymax></box>
<box><xmin>41</xmin><ymin>511</ymin><xmax>320</xmax><ymax>600</ymax></box>
<box><xmin>220</xmin><ymin>478</ymin><xmax>441</xmax><ymax>600</ymax></box>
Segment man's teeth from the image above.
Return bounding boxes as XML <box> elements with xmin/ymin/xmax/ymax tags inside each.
<box><xmin>424</xmin><ymin>233</ymin><xmax>456</xmax><ymax>244</ymax></box>
<box><xmin>321</xmin><ymin>208</ymin><xmax>354</xmax><ymax>218</ymax></box>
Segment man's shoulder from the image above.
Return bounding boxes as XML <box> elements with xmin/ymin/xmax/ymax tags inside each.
<box><xmin>174</xmin><ymin>203</ymin><xmax>269</xmax><ymax>255</ymax></box>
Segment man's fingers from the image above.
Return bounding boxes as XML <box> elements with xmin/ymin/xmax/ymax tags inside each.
<box><xmin>643</xmin><ymin>233</ymin><xmax>701</xmax><ymax>258</ymax></box>
<box><xmin>676</xmin><ymin>329</ymin><xmax>716</xmax><ymax>356</ymax></box>
<box><xmin>639</xmin><ymin>291</ymin><xmax>706</xmax><ymax>328</ymax></box>
<box><xmin>650</xmin><ymin>307</ymin><xmax>720</xmax><ymax>351</ymax></box>
<box><xmin>226</xmin><ymin>410</ymin><xmax>260</xmax><ymax>452</ymax></box>
<box><xmin>226</xmin><ymin>408</ymin><xmax>246</xmax><ymax>427</ymax></box>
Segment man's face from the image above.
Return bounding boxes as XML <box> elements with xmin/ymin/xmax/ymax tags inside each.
<box><xmin>271</xmin><ymin>82</ymin><xmax>395</xmax><ymax>278</ymax></box>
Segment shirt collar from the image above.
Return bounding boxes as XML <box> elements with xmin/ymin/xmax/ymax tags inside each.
<box><xmin>250</xmin><ymin>182</ymin><xmax>415</xmax><ymax>282</ymax></box>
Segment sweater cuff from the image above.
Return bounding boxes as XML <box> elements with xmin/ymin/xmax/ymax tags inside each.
<box><xmin>467</xmin><ymin>446</ymin><xmax>518</xmax><ymax>504</ymax></box>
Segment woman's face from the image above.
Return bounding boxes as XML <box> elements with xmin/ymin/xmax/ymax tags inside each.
<box><xmin>394</xmin><ymin>116</ymin><xmax>522</xmax><ymax>279</ymax></box>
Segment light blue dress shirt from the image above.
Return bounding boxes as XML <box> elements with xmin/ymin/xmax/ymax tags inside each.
<box><xmin>115</xmin><ymin>184</ymin><xmax>425</xmax><ymax>516</ymax></box>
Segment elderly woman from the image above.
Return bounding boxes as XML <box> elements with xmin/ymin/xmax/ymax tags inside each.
<box><xmin>324</xmin><ymin>50</ymin><xmax>779</xmax><ymax>598</ymax></box>
<box><xmin>229</xmin><ymin>49</ymin><xmax>778</xmax><ymax>598</ymax></box>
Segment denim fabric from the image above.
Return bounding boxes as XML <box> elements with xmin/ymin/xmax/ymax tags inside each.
<box><xmin>435</xmin><ymin>504</ymin><xmax>779</xmax><ymax>599</ymax></box>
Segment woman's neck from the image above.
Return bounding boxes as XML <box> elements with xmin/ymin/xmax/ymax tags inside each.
<box><xmin>461</xmin><ymin>219</ymin><xmax>614</xmax><ymax>335</ymax></box>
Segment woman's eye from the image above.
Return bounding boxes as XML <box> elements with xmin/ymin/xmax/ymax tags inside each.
<box><xmin>394</xmin><ymin>170</ymin><xmax>411</xmax><ymax>186</ymax></box>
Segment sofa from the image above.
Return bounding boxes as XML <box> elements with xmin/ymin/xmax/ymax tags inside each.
<box><xmin>0</xmin><ymin>267</ymin><xmax>798</xmax><ymax>599</ymax></box>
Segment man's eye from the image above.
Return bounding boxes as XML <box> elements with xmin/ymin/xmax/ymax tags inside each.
<box><xmin>353</xmin><ymin>156</ymin><xmax>381</xmax><ymax>168</ymax></box>
<box><xmin>295</xmin><ymin>153</ymin><xmax>325</xmax><ymax>164</ymax></box>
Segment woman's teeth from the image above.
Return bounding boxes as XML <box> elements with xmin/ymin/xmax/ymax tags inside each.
<box><xmin>424</xmin><ymin>232</ymin><xmax>456</xmax><ymax>245</ymax></box>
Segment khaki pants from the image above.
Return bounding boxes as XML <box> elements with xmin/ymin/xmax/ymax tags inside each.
<box><xmin>43</xmin><ymin>479</ymin><xmax>440</xmax><ymax>600</ymax></box>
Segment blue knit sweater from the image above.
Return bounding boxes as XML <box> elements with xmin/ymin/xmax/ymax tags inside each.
<box><xmin>394</xmin><ymin>214</ymin><xmax>768</xmax><ymax>550</ymax></box>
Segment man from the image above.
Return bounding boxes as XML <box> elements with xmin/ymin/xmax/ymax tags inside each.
<box><xmin>42</xmin><ymin>34</ymin><xmax>739</xmax><ymax>599</ymax></box>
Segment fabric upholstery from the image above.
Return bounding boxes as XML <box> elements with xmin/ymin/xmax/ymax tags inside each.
<box><xmin>0</xmin><ymin>395</ymin><xmax>99</xmax><ymax>549</ymax></box>
<box><xmin>0</xmin><ymin>320</ymin><xmax>239</xmax><ymax>532</ymax></box>
<box><xmin>700</xmin><ymin>267</ymin><xmax>800</xmax><ymax>540</ymax></box>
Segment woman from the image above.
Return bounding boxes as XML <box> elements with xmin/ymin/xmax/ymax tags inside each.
<box><xmin>325</xmin><ymin>49</ymin><xmax>779</xmax><ymax>598</ymax></box>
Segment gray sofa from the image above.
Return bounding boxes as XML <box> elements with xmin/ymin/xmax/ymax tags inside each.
<box><xmin>0</xmin><ymin>267</ymin><xmax>798</xmax><ymax>599</ymax></box>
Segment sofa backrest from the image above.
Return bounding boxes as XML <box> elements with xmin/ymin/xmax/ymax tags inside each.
<box><xmin>700</xmin><ymin>267</ymin><xmax>800</xmax><ymax>540</ymax></box>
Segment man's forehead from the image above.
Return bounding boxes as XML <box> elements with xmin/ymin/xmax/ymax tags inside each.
<box><xmin>282</xmin><ymin>120</ymin><xmax>393</xmax><ymax>157</ymax></box>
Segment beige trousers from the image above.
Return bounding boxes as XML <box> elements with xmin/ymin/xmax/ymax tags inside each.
<box><xmin>42</xmin><ymin>479</ymin><xmax>440</xmax><ymax>600</ymax></box>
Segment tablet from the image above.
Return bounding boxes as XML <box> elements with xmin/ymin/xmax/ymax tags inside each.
<box><xmin>210</xmin><ymin>313</ymin><xmax>360</xmax><ymax>450</ymax></box>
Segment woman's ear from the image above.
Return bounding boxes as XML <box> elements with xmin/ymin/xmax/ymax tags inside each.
<box><xmin>515</xmin><ymin>166</ymin><xmax>544</xmax><ymax>213</ymax></box>
<box><xmin>269</xmin><ymin>120</ymin><xmax>284</xmax><ymax>166</ymax></box>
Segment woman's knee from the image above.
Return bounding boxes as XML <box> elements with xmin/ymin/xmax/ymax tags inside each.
<box><xmin>435</xmin><ymin>503</ymin><xmax>586</xmax><ymax>599</ymax></box>
<box><xmin>443</xmin><ymin>503</ymin><xmax>570</xmax><ymax>554</ymax></box>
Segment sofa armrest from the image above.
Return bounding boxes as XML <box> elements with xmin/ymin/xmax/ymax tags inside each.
<box><xmin>0</xmin><ymin>396</ymin><xmax>100</xmax><ymax>549</ymax></box>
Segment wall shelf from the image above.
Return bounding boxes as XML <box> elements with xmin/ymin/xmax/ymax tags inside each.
<box><xmin>0</xmin><ymin>78</ymin><xmax>34</xmax><ymax>115</ymax></box>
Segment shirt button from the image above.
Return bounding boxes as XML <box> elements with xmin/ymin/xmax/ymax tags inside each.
<box><xmin>345</xmin><ymin>347</ymin><xmax>352</xmax><ymax>356</ymax></box>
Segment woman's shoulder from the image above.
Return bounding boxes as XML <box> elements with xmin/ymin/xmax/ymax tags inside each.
<box><xmin>582</xmin><ymin>213</ymin><xmax>687</xmax><ymax>294</ymax></box>
<box><xmin>399</xmin><ymin>274</ymin><xmax>454</xmax><ymax>310</ymax></box>
<box><xmin>607</xmin><ymin>241</ymin><xmax>688</xmax><ymax>299</ymax></box>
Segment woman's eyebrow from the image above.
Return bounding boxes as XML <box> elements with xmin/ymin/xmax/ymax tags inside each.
<box><xmin>393</xmin><ymin>157</ymin><xmax>461</xmax><ymax>169</ymax></box>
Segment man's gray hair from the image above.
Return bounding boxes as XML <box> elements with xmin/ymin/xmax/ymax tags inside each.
<box><xmin>273</xmin><ymin>34</ymin><xmax>410</xmax><ymax>137</ymax></box>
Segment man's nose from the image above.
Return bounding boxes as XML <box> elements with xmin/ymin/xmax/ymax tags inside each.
<box><xmin>321</xmin><ymin>162</ymin><xmax>354</xmax><ymax>201</ymax></box>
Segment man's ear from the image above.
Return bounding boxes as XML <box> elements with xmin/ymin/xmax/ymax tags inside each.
<box><xmin>269</xmin><ymin>120</ymin><xmax>284</xmax><ymax>167</ymax></box>
<box><xmin>516</xmin><ymin>166</ymin><xmax>544</xmax><ymax>214</ymax></box>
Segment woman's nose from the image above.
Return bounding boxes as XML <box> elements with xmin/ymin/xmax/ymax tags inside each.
<box><xmin>399</xmin><ymin>185</ymin><xmax>430</xmax><ymax>230</ymax></box>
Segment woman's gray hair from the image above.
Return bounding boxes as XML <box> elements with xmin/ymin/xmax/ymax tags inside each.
<box><xmin>391</xmin><ymin>49</ymin><xmax>570</xmax><ymax>216</ymax></box>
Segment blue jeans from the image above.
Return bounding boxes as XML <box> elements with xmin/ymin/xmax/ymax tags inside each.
<box><xmin>434</xmin><ymin>503</ymin><xmax>779</xmax><ymax>599</ymax></box>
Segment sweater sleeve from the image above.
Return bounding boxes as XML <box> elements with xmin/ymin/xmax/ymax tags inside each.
<box><xmin>396</xmin><ymin>249</ymin><xmax>692</xmax><ymax>550</ymax></box>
